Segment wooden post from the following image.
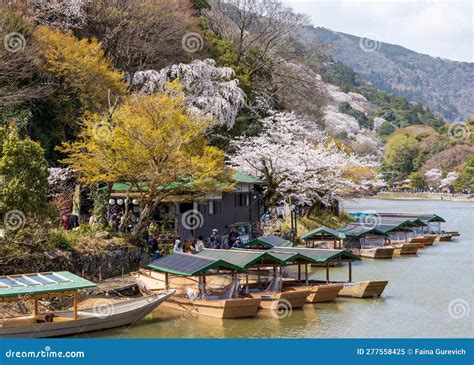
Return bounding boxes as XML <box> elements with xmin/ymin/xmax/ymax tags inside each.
<box><xmin>73</xmin><ymin>291</ymin><xmax>78</xmax><ymax>320</ymax></box>
<box><xmin>326</xmin><ymin>262</ymin><xmax>330</xmax><ymax>284</ymax></box>
<box><xmin>245</xmin><ymin>273</ymin><xmax>249</xmax><ymax>294</ymax></box>
<box><xmin>164</xmin><ymin>272</ymin><xmax>169</xmax><ymax>290</ymax></box>
<box><xmin>348</xmin><ymin>261</ymin><xmax>352</xmax><ymax>282</ymax></box>
<box><xmin>305</xmin><ymin>264</ymin><xmax>309</xmax><ymax>285</ymax></box>
<box><xmin>297</xmin><ymin>264</ymin><xmax>301</xmax><ymax>282</ymax></box>
<box><xmin>34</xmin><ymin>299</ymin><xmax>39</xmax><ymax>315</ymax></box>
<box><xmin>198</xmin><ymin>276</ymin><xmax>203</xmax><ymax>297</ymax></box>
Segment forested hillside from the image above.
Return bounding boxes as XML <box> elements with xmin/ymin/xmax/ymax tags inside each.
<box><xmin>301</xmin><ymin>26</ymin><xmax>474</xmax><ymax>122</ymax></box>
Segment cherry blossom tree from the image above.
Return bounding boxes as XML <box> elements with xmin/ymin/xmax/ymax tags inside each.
<box><xmin>228</xmin><ymin>111</ymin><xmax>381</xmax><ymax>212</ymax></box>
<box><xmin>132</xmin><ymin>59</ymin><xmax>246</xmax><ymax>128</ymax></box>
<box><xmin>424</xmin><ymin>168</ymin><xmax>442</xmax><ymax>189</ymax></box>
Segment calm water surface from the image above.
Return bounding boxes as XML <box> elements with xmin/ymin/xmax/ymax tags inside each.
<box><xmin>85</xmin><ymin>199</ymin><xmax>473</xmax><ymax>338</ymax></box>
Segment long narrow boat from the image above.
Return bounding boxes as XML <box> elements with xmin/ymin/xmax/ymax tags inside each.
<box><xmin>264</xmin><ymin>247</ymin><xmax>389</xmax><ymax>299</ymax></box>
<box><xmin>391</xmin><ymin>243</ymin><xmax>419</xmax><ymax>255</ymax></box>
<box><xmin>439</xmin><ymin>233</ymin><xmax>454</xmax><ymax>242</ymax></box>
<box><xmin>132</xmin><ymin>268</ymin><xmax>261</xmax><ymax>319</ymax></box>
<box><xmin>0</xmin><ymin>271</ymin><xmax>174</xmax><ymax>338</ymax></box>
<box><xmin>338</xmin><ymin>280</ymin><xmax>389</xmax><ymax>298</ymax></box>
<box><xmin>358</xmin><ymin>247</ymin><xmax>394</xmax><ymax>259</ymax></box>
<box><xmin>247</xmin><ymin>288</ymin><xmax>311</xmax><ymax>309</ymax></box>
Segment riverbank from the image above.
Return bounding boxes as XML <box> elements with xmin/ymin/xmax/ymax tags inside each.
<box><xmin>372</xmin><ymin>192</ymin><xmax>473</xmax><ymax>202</ymax></box>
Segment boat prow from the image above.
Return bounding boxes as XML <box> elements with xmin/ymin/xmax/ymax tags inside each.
<box><xmin>391</xmin><ymin>243</ymin><xmax>419</xmax><ymax>255</ymax></box>
<box><xmin>0</xmin><ymin>291</ymin><xmax>175</xmax><ymax>338</ymax></box>
<box><xmin>358</xmin><ymin>247</ymin><xmax>394</xmax><ymax>259</ymax></box>
<box><xmin>338</xmin><ymin>280</ymin><xmax>388</xmax><ymax>298</ymax></box>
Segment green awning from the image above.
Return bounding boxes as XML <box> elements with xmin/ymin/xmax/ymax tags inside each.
<box><xmin>0</xmin><ymin>272</ymin><xmax>96</xmax><ymax>299</ymax></box>
<box><xmin>239</xmin><ymin>235</ymin><xmax>293</xmax><ymax>249</ymax></box>
<box><xmin>148</xmin><ymin>252</ymin><xmax>242</xmax><ymax>276</ymax></box>
<box><xmin>337</xmin><ymin>224</ymin><xmax>388</xmax><ymax>238</ymax></box>
<box><xmin>234</xmin><ymin>171</ymin><xmax>266</xmax><ymax>185</ymax></box>
<box><xmin>378</xmin><ymin>213</ymin><xmax>445</xmax><ymax>223</ymax></box>
<box><xmin>269</xmin><ymin>247</ymin><xmax>360</xmax><ymax>263</ymax></box>
<box><xmin>198</xmin><ymin>249</ymin><xmax>286</xmax><ymax>269</ymax></box>
<box><xmin>301</xmin><ymin>226</ymin><xmax>346</xmax><ymax>240</ymax></box>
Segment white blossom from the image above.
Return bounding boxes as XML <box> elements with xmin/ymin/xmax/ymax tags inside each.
<box><xmin>132</xmin><ymin>59</ymin><xmax>246</xmax><ymax>128</ymax></box>
<box><xmin>29</xmin><ymin>0</ymin><xmax>90</xmax><ymax>30</ymax></box>
<box><xmin>424</xmin><ymin>168</ymin><xmax>442</xmax><ymax>189</ymax></box>
<box><xmin>439</xmin><ymin>171</ymin><xmax>459</xmax><ymax>188</ymax></box>
<box><xmin>228</xmin><ymin>112</ymin><xmax>381</xmax><ymax>207</ymax></box>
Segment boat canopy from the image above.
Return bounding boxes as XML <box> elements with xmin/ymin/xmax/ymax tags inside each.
<box><xmin>198</xmin><ymin>249</ymin><xmax>286</xmax><ymax>269</ymax></box>
<box><xmin>300</xmin><ymin>226</ymin><xmax>346</xmax><ymax>240</ymax></box>
<box><xmin>337</xmin><ymin>224</ymin><xmax>387</xmax><ymax>237</ymax></box>
<box><xmin>269</xmin><ymin>247</ymin><xmax>360</xmax><ymax>263</ymax></box>
<box><xmin>0</xmin><ymin>272</ymin><xmax>96</xmax><ymax>301</ymax></box>
<box><xmin>376</xmin><ymin>213</ymin><xmax>445</xmax><ymax>223</ymax></box>
<box><xmin>239</xmin><ymin>234</ymin><xmax>293</xmax><ymax>249</ymax></box>
<box><xmin>350</xmin><ymin>221</ymin><xmax>413</xmax><ymax>233</ymax></box>
<box><xmin>148</xmin><ymin>252</ymin><xmax>242</xmax><ymax>276</ymax></box>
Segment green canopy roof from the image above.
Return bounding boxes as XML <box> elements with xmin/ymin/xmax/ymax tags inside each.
<box><xmin>337</xmin><ymin>224</ymin><xmax>387</xmax><ymax>238</ymax></box>
<box><xmin>377</xmin><ymin>213</ymin><xmax>445</xmax><ymax>223</ymax></box>
<box><xmin>301</xmin><ymin>226</ymin><xmax>346</xmax><ymax>240</ymax></box>
<box><xmin>148</xmin><ymin>252</ymin><xmax>242</xmax><ymax>276</ymax></box>
<box><xmin>106</xmin><ymin>172</ymin><xmax>265</xmax><ymax>194</ymax></box>
<box><xmin>198</xmin><ymin>249</ymin><xmax>286</xmax><ymax>269</ymax></box>
<box><xmin>234</xmin><ymin>171</ymin><xmax>266</xmax><ymax>185</ymax></box>
<box><xmin>269</xmin><ymin>247</ymin><xmax>360</xmax><ymax>263</ymax></box>
<box><xmin>239</xmin><ymin>235</ymin><xmax>293</xmax><ymax>249</ymax></box>
<box><xmin>0</xmin><ymin>272</ymin><xmax>96</xmax><ymax>299</ymax></box>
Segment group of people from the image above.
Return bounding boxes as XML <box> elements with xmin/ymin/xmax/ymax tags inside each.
<box><xmin>172</xmin><ymin>226</ymin><xmax>242</xmax><ymax>254</ymax></box>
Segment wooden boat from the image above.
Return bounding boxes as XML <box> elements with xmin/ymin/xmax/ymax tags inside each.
<box><xmin>247</xmin><ymin>288</ymin><xmax>310</xmax><ymax>309</ymax></box>
<box><xmin>132</xmin><ymin>268</ymin><xmax>262</xmax><ymax>319</ymax></box>
<box><xmin>281</xmin><ymin>280</ymin><xmax>344</xmax><ymax>303</ymax></box>
<box><xmin>411</xmin><ymin>235</ymin><xmax>436</xmax><ymax>246</ymax></box>
<box><xmin>358</xmin><ymin>247</ymin><xmax>394</xmax><ymax>259</ymax></box>
<box><xmin>439</xmin><ymin>234</ymin><xmax>454</xmax><ymax>242</ymax></box>
<box><xmin>445</xmin><ymin>231</ymin><xmax>460</xmax><ymax>237</ymax></box>
<box><xmin>0</xmin><ymin>271</ymin><xmax>174</xmax><ymax>338</ymax></box>
<box><xmin>338</xmin><ymin>280</ymin><xmax>388</xmax><ymax>298</ymax></box>
<box><xmin>391</xmin><ymin>243</ymin><xmax>419</xmax><ymax>255</ymax></box>
<box><xmin>161</xmin><ymin>295</ymin><xmax>261</xmax><ymax>319</ymax></box>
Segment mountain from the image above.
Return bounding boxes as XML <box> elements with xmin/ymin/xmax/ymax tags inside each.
<box><xmin>299</xmin><ymin>26</ymin><xmax>474</xmax><ymax>122</ymax></box>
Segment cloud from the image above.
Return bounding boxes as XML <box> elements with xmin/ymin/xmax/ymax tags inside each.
<box><xmin>284</xmin><ymin>0</ymin><xmax>473</xmax><ymax>62</ymax></box>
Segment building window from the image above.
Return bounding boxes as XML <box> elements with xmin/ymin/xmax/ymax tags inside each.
<box><xmin>179</xmin><ymin>202</ymin><xmax>193</xmax><ymax>213</ymax></box>
<box><xmin>208</xmin><ymin>200</ymin><xmax>221</xmax><ymax>215</ymax></box>
<box><xmin>198</xmin><ymin>203</ymin><xmax>207</xmax><ymax>215</ymax></box>
<box><xmin>236</xmin><ymin>193</ymin><xmax>250</xmax><ymax>206</ymax></box>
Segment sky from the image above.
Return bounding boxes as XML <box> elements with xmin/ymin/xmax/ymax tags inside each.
<box><xmin>283</xmin><ymin>0</ymin><xmax>473</xmax><ymax>62</ymax></box>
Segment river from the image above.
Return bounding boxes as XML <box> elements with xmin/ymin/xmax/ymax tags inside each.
<box><xmin>86</xmin><ymin>199</ymin><xmax>473</xmax><ymax>338</ymax></box>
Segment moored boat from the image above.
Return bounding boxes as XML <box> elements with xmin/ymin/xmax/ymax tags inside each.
<box><xmin>392</xmin><ymin>243</ymin><xmax>419</xmax><ymax>255</ymax></box>
<box><xmin>133</xmin><ymin>253</ymin><xmax>266</xmax><ymax>319</ymax></box>
<box><xmin>281</xmin><ymin>280</ymin><xmax>344</xmax><ymax>303</ymax></box>
<box><xmin>338</xmin><ymin>280</ymin><xmax>389</xmax><ymax>298</ymax></box>
<box><xmin>358</xmin><ymin>247</ymin><xmax>395</xmax><ymax>259</ymax></box>
<box><xmin>0</xmin><ymin>271</ymin><xmax>174</xmax><ymax>338</ymax></box>
<box><xmin>247</xmin><ymin>288</ymin><xmax>310</xmax><ymax>310</ymax></box>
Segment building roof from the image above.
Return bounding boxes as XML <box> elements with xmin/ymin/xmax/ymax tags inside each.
<box><xmin>269</xmin><ymin>247</ymin><xmax>360</xmax><ymax>263</ymax></box>
<box><xmin>198</xmin><ymin>249</ymin><xmax>286</xmax><ymax>269</ymax></box>
<box><xmin>234</xmin><ymin>171</ymin><xmax>266</xmax><ymax>185</ymax></box>
<box><xmin>148</xmin><ymin>252</ymin><xmax>242</xmax><ymax>276</ymax></box>
<box><xmin>0</xmin><ymin>272</ymin><xmax>96</xmax><ymax>299</ymax></box>
<box><xmin>239</xmin><ymin>235</ymin><xmax>293</xmax><ymax>249</ymax></box>
<box><xmin>301</xmin><ymin>226</ymin><xmax>346</xmax><ymax>240</ymax></box>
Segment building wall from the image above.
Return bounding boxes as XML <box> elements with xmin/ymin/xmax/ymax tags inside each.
<box><xmin>175</xmin><ymin>185</ymin><xmax>263</xmax><ymax>242</ymax></box>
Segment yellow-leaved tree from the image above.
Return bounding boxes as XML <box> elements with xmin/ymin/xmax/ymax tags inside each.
<box><xmin>35</xmin><ymin>26</ymin><xmax>126</xmax><ymax>113</ymax></box>
<box><xmin>60</xmin><ymin>82</ymin><xmax>232</xmax><ymax>240</ymax></box>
